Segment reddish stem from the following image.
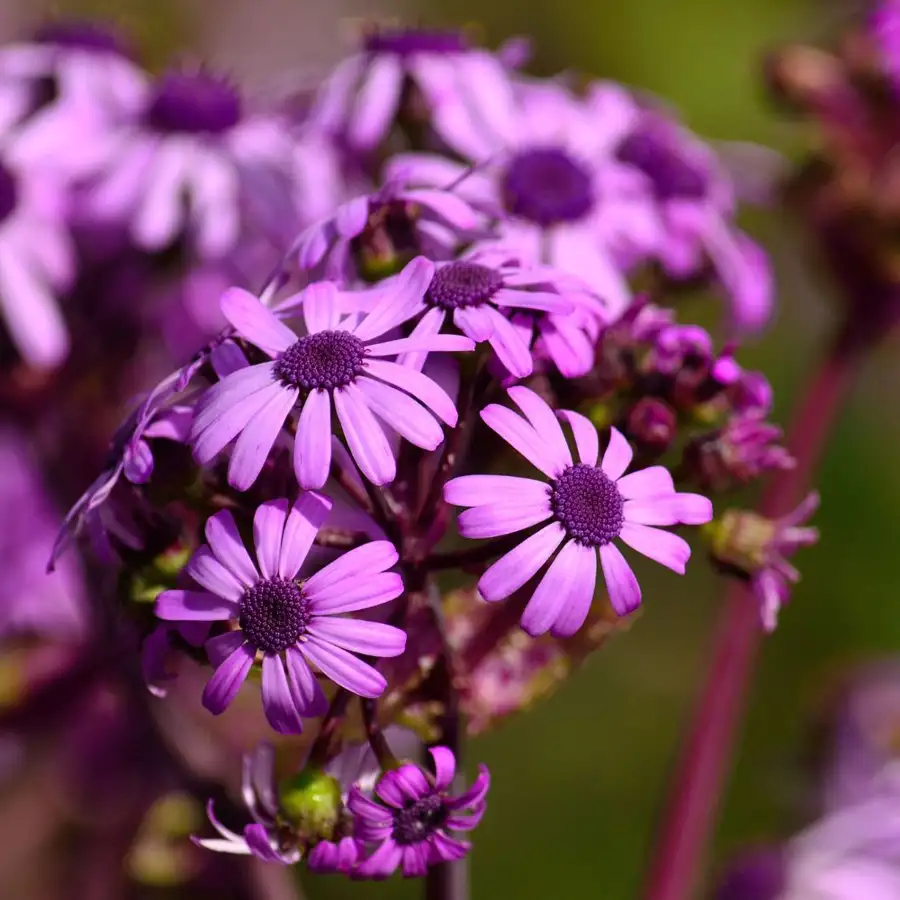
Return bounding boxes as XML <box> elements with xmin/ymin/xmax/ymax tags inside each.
<box><xmin>642</xmin><ymin>328</ymin><xmax>865</xmax><ymax>900</ymax></box>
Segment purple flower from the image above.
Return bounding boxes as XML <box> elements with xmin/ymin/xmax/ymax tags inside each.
<box><xmin>155</xmin><ymin>493</ymin><xmax>407</xmax><ymax>732</ymax></box>
<box><xmin>190</xmin><ymin>259</ymin><xmax>473</xmax><ymax>491</ymax></box>
<box><xmin>872</xmin><ymin>1</ymin><xmax>900</xmax><ymax>91</ymax></box>
<box><xmin>445</xmin><ymin>387</ymin><xmax>713</xmax><ymax>626</ymax></box>
<box><xmin>309</xmin><ymin>25</ymin><xmax>517</xmax><ymax>152</ymax></box>
<box><xmin>0</xmin><ymin>153</ymin><xmax>73</xmax><ymax>369</ymax></box>
<box><xmin>386</xmin><ymin>81</ymin><xmax>656</xmax><ymax>315</ymax></box>
<box><xmin>349</xmin><ymin>746</ymin><xmax>489</xmax><ymax>878</ymax></box>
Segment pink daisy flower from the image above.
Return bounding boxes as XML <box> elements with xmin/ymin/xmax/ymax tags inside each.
<box><xmin>444</xmin><ymin>386</ymin><xmax>713</xmax><ymax>632</ymax></box>
<box><xmin>156</xmin><ymin>493</ymin><xmax>406</xmax><ymax>733</ymax></box>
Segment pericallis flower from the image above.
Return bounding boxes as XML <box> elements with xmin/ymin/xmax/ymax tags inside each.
<box><xmin>155</xmin><ymin>493</ymin><xmax>407</xmax><ymax>732</ymax></box>
<box><xmin>386</xmin><ymin>81</ymin><xmax>657</xmax><ymax>315</ymax></box>
<box><xmin>349</xmin><ymin>746</ymin><xmax>489</xmax><ymax>878</ymax></box>
<box><xmin>80</xmin><ymin>67</ymin><xmax>294</xmax><ymax>259</ymax></box>
<box><xmin>190</xmin><ymin>258</ymin><xmax>473</xmax><ymax>491</ymax></box>
<box><xmin>309</xmin><ymin>25</ymin><xmax>518</xmax><ymax>152</ymax></box>
<box><xmin>445</xmin><ymin>387</ymin><xmax>713</xmax><ymax>627</ymax></box>
<box><xmin>0</xmin><ymin>152</ymin><xmax>73</xmax><ymax>369</ymax></box>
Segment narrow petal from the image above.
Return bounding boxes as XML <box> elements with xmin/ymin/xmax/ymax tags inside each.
<box><xmin>365</xmin><ymin>334</ymin><xmax>474</xmax><ymax>356</ymax></box>
<box><xmin>356</xmin><ymin>838</ymin><xmax>402</xmax><ymax>879</ymax></box>
<box><xmin>307</xmin><ymin>618</ymin><xmax>406</xmax><ymax>658</ymax></box>
<box><xmin>364</xmin><ymin>358</ymin><xmax>458</xmax><ymax>426</ymax></box>
<box><xmin>619</xmin><ymin>524</ymin><xmax>691</xmax><ymax>574</ymax></box>
<box><xmin>402</xmin><ymin>844</ymin><xmax>429</xmax><ymax>878</ymax></box>
<box><xmin>304</xmin><ymin>542</ymin><xmax>399</xmax><ymax>594</ymax></box>
<box><xmin>624</xmin><ymin>494</ymin><xmax>713</xmax><ymax>527</ymax></box>
<box><xmin>348</xmin><ymin>55</ymin><xmax>403</xmax><ymax>149</ymax></box>
<box><xmin>202</xmin><ymin>644</ymin><xmax>255</xmax><ymax>714</ymax></box>
<box><xmin>428</xmin><ymin>832</ymin><xmax>470</xmax><ymax>863</ymax></box>
<box><xmin>508</xmin><ymin>386</ymin><xmax>573</xmax><ymax>470</ymax></box>
<box><xmin>244</xmin><ymin>824</ymin><xmax>293</xmax><ymax>863</ymax></box>
<box><xmin>356</xmin><ymin>377</ymin><xmax>443</xmax><ymax>450</ymax></box>
<box><xmin>261</xmin><ymin>654</ymin><xmax>304</xmax><ymax>734</ymax></box>
<box><xmin>334</xmin><ymin>384</ymin><xmax>396</xmax><ymax>485</ymax></box>
<box><xmin>186</xmin><ymin>547</ymin><xmax>244</xmax><ymax>601</ymax></box>
<box><xmin>550</xmin><ymin>544</ymin><xmax>598</xmax><ymax>638</ymax></box>
<box><xmin>294</xmin><ymin>389</ymin><xmax>333</xmax><ymax>490</ymax></box>
<box><xmin>484</xmin><ymin>307</ymin><xmax>533</xmax><ymax>378</ymax></box>
<box><xmin>453</xmin><ymin>305</ymin><xmax>495</xmax><ymax>342</ymax></box>
<box><xmin>457</xmin><ymin>500</ymin><xmax>552</xmax><ymax>539</ymax></box>
<box><xmin>348</xmin><ymin>787</ymin><xmax>393</xmax><ymax>826</ymax></box>
<box><xmin>302</xmin><ymin>281</ymin><xmax>340</xmax><ymax>334</ymax></box>
<box><xmin>228</xmin><ymin>385</ymin><xmax>297</xmax><ymax>491</ymax></box>
<box><xmin>279</xmin><ymin>491</ymin><xmax>333</xmax><ymax>579</ymax></box>
<box><xmin>444</xmin><ymin>475</ymin><xmax>549</xmax><ymax>508</ymax></box>
<box><xmin>601</xmin><ymin>427</ymin><xmax>633</xmax><ymax>481</ymax></box>
<box><xmin>480</xmin><ymin>404</ymin><xmax>562</xmax><ymax>478</ymax></box>
<box><xmin>306</xmin><ymin>573</ymin><xmax>404</xmax><ymax>615</ymax></box>
<box><xmin>599</xmin><ymin>543</ymin><xmax>641</xmax><ymax>615</ymax></box>
<box><xmin>220</xmin><ymin>287</ymin><xmax>296</xmax><ymax>356</ymax></box>
<box><xmin>447</xmin><ymin>802</ymin><xmax>486</xmax><ymax>831</ymax></box>
<box><xmin>446</xmin><ymin>765</ymin><xmax>491</xmax><ymax>810</ymax></box>
<box><xmin>351</xmin><ymin>257</ymin><xmax>434</xmax><ymax>341</ymax></box>
<box><xmin>206</xmin><ymin>631</ymin><xmax>246</xmax><ymax>668</ymax></box>
<box><xmin>397</xmin><ymin>306</ymin><xmax>446</xmax><ymax>372</ymax></box>
<box><xmin>492</xmin><ymin>287</ymin><xmax>573</xmax><ymax>314</ymax></box>
<box><xmin>430</xmin><ymin>747</ymin><xmax>456</xmax><ymax>792</ymax></box>
<box><xmin>478</xmin><ymin>522</ymin><xmax>566</xmax><ymax>602</ymax></box>
<box><xmin>557</xmin><ymin>410</ymin><xmax>599</xmax><ymax>467</ymax></box>
<box><xmin>253</xmin><ymin>500</ymin><xmax>288</xmax><ymax>580</ymax></box>
<box><xmin>192</xmin><ymin>363</ymin><xmax>277</xmax><ymax>435</ymax></box>
<box><xmin>520</xmin><ymin>539</ymin><xmax>583</xmax><ymax>636</ymax></box>
<box><xmin>285</xmin><ymin>647</ymin><xmax>328</xmax><ymax>717</ymax></box>
<box><xmin>388</xmin><ymin>764</ymin><xmax>431</xmax><ymax>800</ymax></box>
<box><xmin>206</xmin><ymin>510</ymin><xmax>258</xmax><ymax>586</ymax></box>
<box><xmin>300</xmin><ymin>638</ymin><xmax>386</xmax><ymax>698</ymax></box>
<box><xmin>616</xmin><ymin>466</ymin><xmax>675</xmax><ymax>500</ymax></box>
<box><xmin>156</xmin><ymin>589</ymin><xmax>236</xmax><ymax>621</ymax></box>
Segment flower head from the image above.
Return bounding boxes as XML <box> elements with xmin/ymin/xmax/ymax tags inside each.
<box><xmin>445</xmin><ymin>387</ymin><xmax>713</xmax><ymax>628</ymax></box>
<box><xmin>190</xmin><ymin>259</ymin><xmax>473</xmax><ymax>491</ymax></box>
<box><xmin>156</xmin><ymin>493</ymin><xmax>407</xmax><ymax>732</ymax></box>
<box><xmin>349</xmin><ymin>746</ymin><xmax>489</xmax><ymax>878</ymax></box>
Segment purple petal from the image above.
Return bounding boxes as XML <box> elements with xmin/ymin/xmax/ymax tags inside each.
<box><xmin>304</xmin><ymin>541</ymin><xmax>399</xmax><ymax>593</ymax></box>
<box><xmin>508</xmin><ymin>386</ymin><xmax>573</xmax><ymax>471</ymax></box>
<box><xmin>480</xmin><ymin>404</ymin><xmax>564</xmax><ymax>478</ymax></box>
<box><xmin>520</xmin><ymin>539</ymin><xmax>584</xmax><ymax>636</ymax></box>
<box><xmin>307</xmin><ymin>618</ymin><xmax>406</xmax><ymax>658</ymax></box>
<box><xmin>447</xmin><ymin>801</ymin><xmax>486</xmax><ymax>831</ymax></box>
<box><xmin>387</xmin><ymin>764</ymin><xmax>431</xmax><ymax>801</ymax></box>
<box><xmin>186</xmin><ymin>547</ymin><xmax>244</xmax><ymax>601</ymax></box>
<box><xmin>206</xmin><ymin>510</ymin><xmax>258</xmax><ymax>586</ymax></box>
<box><xmin>294</xmin><ymin>389</ymin><xmax>333</xmax><ymax>490</ymax></box>
<box><xmin>307</xmin><ymin>840</ymin><xmax>338</xmax><ymax>873</ymax></box>
<box><xmin>206</xmin><ymin>631</ymin><xmax>246</xmax><ymax>668</ymax></box>
<box><xmin>348</xmin><ymin>786</ymin><xmax>393</xmax><ymax>826</ymax></box>
<box><xmin>244</xmin><ymin>824</ymin><xmax>291</xmax><ymax>864</ymax></box>
<box><xmin>351</xmin><ymin>257</ymin><xmax>433</xmax><ymax>342</ymax></box>
<box><xmin>601</xmin><ymin>427</ymin><xmax>633</xmax><ymax>481</ymax></box>
<box><xmin>220</xmin><ymin>287</ymin><xmax>296</xmax><ymax>357</ymax></box>
<box><xmin>253</xmin><ymin>500</ymin><xmax>288</xmax><ymax>580</ymax></box>
<box><xmin>357</xmin><ymin>377</ymin><xmax>443</xmax><ymax>450</ymax></box>
<box><xmin>300</xmin><ymin>637</ymin><xmax>386</xmax><ymax>698</ymax></box>
<box><xmin>478</xmin><ymin>522</ymin><xmax>566</xmax><ymax>602</ymax></box>
<box><xmin>403</xmin><ymin>188</ymin><xmax>482</xmax><ymax>230</ymax></box>
<box><xmin>397</xmin><ymin>306</ymin><xmax>446</xmax><ymax>372</ymax></box>
<box><xmin>557</xmin><ymin>410</ymin><xmax>599</xmax><ymax>467</ymax></box>
<box><xmin>616</xmin><ymin>466</ymin><xmax>675</xmax><ymax>500</ymax></box>
<box><xmin>302</xmin><ymin>281</ymin><xmax>340</xmax><ymax>334</ymax></box>
<box><xmin>599</xmin><ymin>543</ymin><xmax>641</xmax><ymax>615</ymax></box>
<box><xmin>285</xmin><ymin>647</ymin><xmax>328</xmax><ymax>717</ymax></box>
<box><xmin>192</xmin><ymin>363</ymin><xmax>278</xmax><ymax>436</ymax></box>
<box><xmin>550</xmin><ymin>543</ymin><xmax>598</xmax><ymax>638</ymax></box>
<box><xmin>427</xmin><ymin>832</ymin><xmax>470</xmax><ymax>863</ymax></box>
<box><xmin>457</xmin><ymin>500</ymin><xmax>552</xmax><ymax>539</ymax></box>
<box><xmin>347</xmin><ymin>55</ymin><xmax>403</xmax><ymax>149</ymax></box>
<box><xmin>306</xmin><ymin>572</ymin><xmax>404</xmax><ymax>615</ymax></box>
<box><xmin>446</xmin><ymin>765</ymin><xmax>491</xmax><ymax>810</ymax></box>
<box><xmin>484</xmin><ymin>307</ymin><xmax>533</xmax><ymax>379</ymax></box>
<box><xmin>279</xmin><ymin>491</ymin><xmax>332</xmax><ymax>579</ymax></box>
<box><xmin>492</xmin><ymin>287</ymin><xmax>573</xmax><ymax>314</ymax></box>
<box><xmin>430</xmin><ymin>747</ymin><xmax>456</xmax><ymax>792</ymax></box>
<box><xmin>444</xmin><ymin>474</ymin><xmax>549</xmax><ymax>508</ymax></box>
<box><xmin>156</xmin><ymin>589</ymin><xmax>236</xmax><ymax>621</ymax></box>
<box><xmin>228</xmin><ymin>384</ymin><xmax>297</xmax><ymax>491</ymax></box>
<box><xmin>364</xmin><ymin>358</ymin><xmax>458</xmax><ymax>426</ymax></box>
<box><xmin>401</xmin><ymin>844</ymin><xmax>429</xmax><ymax>878</ymax></box>
<box><xmin>123</xmin><ymin>439</ymin><xmax>153</xmax><ymax>484</ymax></box>
<box><xmin>261</xmin><ymin>654</ymin><xmax>304</xmax><ymax>734</ymax></box>
<box><xmin>210</xmin><ymin>341</ymin><xmax>249</xmax><ymax>378</ymax></box>
<box><xmin>619</xmin><ymin>523</ymin><xmax>691</xmax><ymax>574</ymax></box>
<box><xmin>356</xmin><ymin>838</ymin><xmax>403</xmax><ymax>879</ymax></box>
<box><xmin>453</xmin><ymin>305</ymin><xmax>495</xmax><ymax>342</ymax></box>
<box><xmin>333</xmin><ymin>384</ymin><xmax>396</xmax><ymax>485</ymax></box>
<box><xmin>365</xmin><ymin>334</ymin><xmax>474</xmax><ymax>356</ymax></box>
<box><xmin>624</xmin><ymin>494</ymin><xmax>713</xmax><ymax>527</ymax></box>
<box><xmin>202</xmin><ymin>644</ymin><xmax>255</xmax><ymax>714</ymax></box>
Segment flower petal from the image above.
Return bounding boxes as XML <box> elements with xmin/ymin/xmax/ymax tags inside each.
<box><xmin>294</xmin><ymin>389</ymin><xmax>333</xmax><ymax>490</ymax></box>
<box><xmin>624</xmin><ymin>494</ymin><xmax>713</xmax><ymax>526</ymax></box>
<box><xmin>228</xmin><ymin>384</ymin><xmax>297</xmax><ymax>491</ymax></box>
<box><xmin>557</xmin><ymin>410</ymin><xmax>599</xmax><ymax>467</ymax></box>
<box><xmin>521</xmin><ymin>539</ymin><xmax>583</xmax><ymax>636</ymax></box>
<box><xmin>206</xmin><ymin>510</ymin><xmax>258</xmax><ymax>586</ymax></box>
<box><xmin>302</xmin><ymin>281</ymin><xmax>340</xmax><ymax>334</ymax></box>
<box><xmin>220</xmin><ymin>287</ymin><xmax>296</xmax><ymax>357</ymax></box>
<box><xmin>430</xmin><ymin>747</ymin><xmax>456</xmax><ymax>792</ymax></box>
<box><xmin>480</xmin><ymin>404</ymin><xmax>563</xmax><ymax>478</ymax></box>
<box><xmin>457</xmin><ymin>500</ymin><xmax>552</xmax><ymax>539</ymax></box>
<box><xmin>253</xmin><ymin>500</ymin><xmax>288</xmax><ymax>579</ymax></box>
<box><xmin>307</xmin><ymin>618</ymin><xmax>406</xmax><ymax>658</ymax></box>
<box><xmin>601</xmin><ymin>427</ymin><xmax>633</xmax><ymax>481</ymax></box>
<box><xmin>508</xmin><ymin>386</ymin><xmax>573</xmax><ymax>470</ymax></box>
<box><xmin>478</xmin><ymin>522</ymin><xmax>566</xmax><ymax>602</ymax></box>
<box><xmin>285</xmin><ymin>647</ymin><xmax>329</xmax><ymax>717</ymax></box>
<box><xmin>444</xmin><ymin>475</ymin><xmax>549</xmax><ymax>508</ymax></box>
<box><xmin>616</xmin><ymin>466</ymin><xmax>675</xmax><ymax>499</ymax></box>
<box><xmin>206</xmin><ymin>631</ymin><xmax>246</xmax><ymax>668</ymax></box>
<box><xmin>550</xmin><ymin>543</ymin><xmax>597</xmax><ymax>638</ymax></box>
<box><xmin>484</xmin><ymin>307</ymin><xmax>533</xmax><ymax>379</ymax></box>
<box><xmin>334</xmin><ymin>383</ymin><xmax>396</xmax><ymax>485</ymax></box>
<box><xmin>192</xmin><ymin>363</ymin><xmax>277</xmax><ymax>435</ymax></box>
<box><xmin>156</xmin><ymin>589</ymin><xmax>236</xmax><ymax>621</ymax></box>
<box><xmin>364</xmin><ymin>358</ymin><xmax>458</xmax><ymax>426</ymax></box>
<box><xmin>261</xmin><ymin>654</ymin><xmax>304</xmax><ymax>734</ymax></box>
<box><xmin>202</xmin><ymin>643</ymin><xmax>255</xmax><ymax>714</ymax></box>
<box><xmin>619</xmin><ymin>523</ymin><xmax>691</xmax><ymax>574</ymax></box>
<box><xmin>347</xmin><ymin>54</ymin><xmax>403</xmax><ymax>149</ymax></box>
<box><xmin>306</xmin><ymin>573</ymin><xmax>404</xmax><ymax>615</ymax></box>
<box><xmin>186</xmin><ymin>547</ymin><xmax>244</xmax><ymax>601</ymax></box>
<box><xmin>355</xmin><ymin>838</ymin><xmax>402</xmax><ymax>879</ymax></box>
<box><xmin>402</xmin><ymin>844</ymin><xmax>429</xmax><ymax>878</ymax></box>
<box><xmin>356</xmin><ymin>378</ymin><xmax>443</xmax><ymax>450</ymax></box>
<box><xmin>351</xmin><ymin>257</ymin><xmax>434</xmax><ymax>342</ymax></box>
<box><xmin>446</xmin><ymin>764</ymin><xmax>491</xmax><ymax>810</ymax></box>
<box><xmin>279</xmin><ymin>491</ymin><xmax>333</xmax><ymax>579</ymax></box>
<box><xmin>300</xmin><ymin>637</ymin><xmax>386</xmax><ymax>698</ymax></box>
<box><xmin>304</xmin><ymin>541</ymin><xmax>399</xmax><ymax>594</ymax></box>
<box><xmin>453</xmin><ymin>305</ymin><xmax>495</xmax><ymax>342</ymax></box>
<box><xmin>599</xmin><ymin>543</ymin><xmax>641</xmax><ymax>615</ymax></box>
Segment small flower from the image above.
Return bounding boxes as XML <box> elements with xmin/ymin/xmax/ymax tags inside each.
<box><xmin>349</xmin><ymin>747</ymin><xmax>489</xmax><ymax>878</ymax></box>
<box><xmin>190</xmin><ymin>259</ymin><xmax>473</xmax><ymax>491</ymax></box>
<box><xmin>445</xmin><ymin>387</ymin><xmax>712</xmax><ymax>628</ymax></box>
<box><xmin>156</xmin><ymin>493</ymin><xmax>407</xmax><ymax>732</ymax></box>
<box><xmin>872</xmin><ymin>1</ymin><xmax>900</xmax><ymax>91</ymax></box>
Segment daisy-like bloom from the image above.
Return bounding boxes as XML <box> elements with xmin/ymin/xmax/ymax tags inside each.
<box><xmin>309</xmin><ymin>25</ymin><xmax>518</xmax><ymax>152</ymax></box>
<box><xmin>155</xmin><ymin>493</ymin><xmax>407</xmax><ymax>733</ymax></box>
<box><xmin>80</xmin><ymin>67</ymin><xmax>294</xmax><ymax>259</ymax></box>
<box><xmin>0</xmin><ymin>152</ymin><xmax>73</xmax><ymax>369</ymax></box>
<box><xmin>386</xmin><ymin>81</ymin><xmax>657</xmax><ymax>315</ymax></box>
<box><xmin>349</xmin><ymin>746</ymin><xmax>489</xmax><ymax>878</ymax></box>
<box><xmin>190</xmin><ymin>258</ymin><xmax>473</xmax><ymax>491</ymax></box>
<box><xmin>444</xmin><ymin>387</ymin><xmax>713</xmax><ymax>629</ymax></box>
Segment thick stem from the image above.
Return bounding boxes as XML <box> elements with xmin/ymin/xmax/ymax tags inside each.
<box><xmin>642</xmin><ymin>327</ymin><xmax>865</xmax><ymax>900</ymax></box>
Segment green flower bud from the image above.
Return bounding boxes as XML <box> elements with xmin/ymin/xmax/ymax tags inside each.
<box><xmin>278</xmin><ymin>768</ymin><xmax>343</xmax><ymax>841</ymax></box>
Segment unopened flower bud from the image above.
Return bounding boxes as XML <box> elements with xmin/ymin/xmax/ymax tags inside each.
<box><xmin>278</xmin><ymin>767</ymin><xmax>343</xmax><ymax>840</ymax></box>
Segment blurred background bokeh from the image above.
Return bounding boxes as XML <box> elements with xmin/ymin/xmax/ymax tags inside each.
<box><xmin>6</xmin><ymin>0</ymin><xmax>900</xmax><ymax>898</ymax></box>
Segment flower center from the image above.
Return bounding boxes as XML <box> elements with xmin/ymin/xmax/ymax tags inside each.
<box><xmin>34</xmin><ymin>21</ymin><xmax>128</xmax><ymax>55</ymax></box>
<box><xmin>501</xmin><ymin>148</ymin><xmax>594</xmax><ymax>226</ymax></box>
<box><xmin>363</xmin><ymin>28</ymin><xmax>467</xmax><ymax>56</ymax></box>
<box><xmin>426</xmin><ymin>262</ymin><xmax>504</xmax><ymax>311</ymax></box>
<box><xmin>274</xmin><ymin>331</ymin><xmax>367</xmax><ymax>391</ymax></box>
<box><xmin>239</xmin><ymin>576</ymin><xmax>309</xmax><ymax>654</ymax></box>
<box><xmin>616</xmin><ymin>132</ymin><xmax>707</xmax><ymax>201</ymax></box>
<box><xmin>0</xmin><ymin>163</ymin><xmax>18</xmax><ymax>224</ymax></box>
<box><xmin>550</xmin><ymin>464</ymin><xmax>624</xmax><ymax>547</ymax></box>
<box><xmin>144</xmin><ymin>72</ymin><xmax>241</xmax><ymax>135</ymax></box>
<box><xmin>392</xmin><ymin>794</ymin><xmax>447</xmax><ymax>845</ymax></box>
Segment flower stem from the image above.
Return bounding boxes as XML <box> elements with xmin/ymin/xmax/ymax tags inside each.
<box><xmin>642</xmin><ymin>326</ymin><xmax>866</xmax><ymax>900</ymax></box>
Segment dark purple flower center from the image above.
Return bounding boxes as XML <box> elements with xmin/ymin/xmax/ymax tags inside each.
<box><xmin>144</xmin><ymin>72</ymin><xmax>241</xmax><ymax>135</ymax></box>
<box><xmin>616</xmin><ymin>132</ymin><xmax>707</xmax><ymax>201</ymax></box>
<box><xmin>363</xmin><ymin>28</ymin><xmax>467</xmax><ymax>56</ymax></box>
<box><xmin>34</xmin><ymin>21</ymin><xmax>128</xmax><ymax>55</ymax></box>
<box><xmin>501</xmin><ymin>148</ymin><xmax>594</xmax><ymax>226</ymax></box>
<box><xmin>550</xmin><ymin>464</ymin><xmax>624</xmax><ymax>547</ymax></box>
<box><xmin>239</xmin><ymin>576</ymin><xmax>309</xmax><ymax>654</ymax></box>
<box><xmin>274</xmin><ymin>331</ymin><xmax>367</xmax><ymax>391</ymax></box>
<box><xmin>0</xmin><ymin>163</ymin><xmax>19</xmax><ymax>224</ymax></box>
<box><xmin>426</xmin><ymin>262</ymin><xmax>504</xmax><ymax>311</ymax></box>
<box><xmin>392</xmin><ymin>793</ymin><xmax>447</xmax><ymax>845</ymax></box>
